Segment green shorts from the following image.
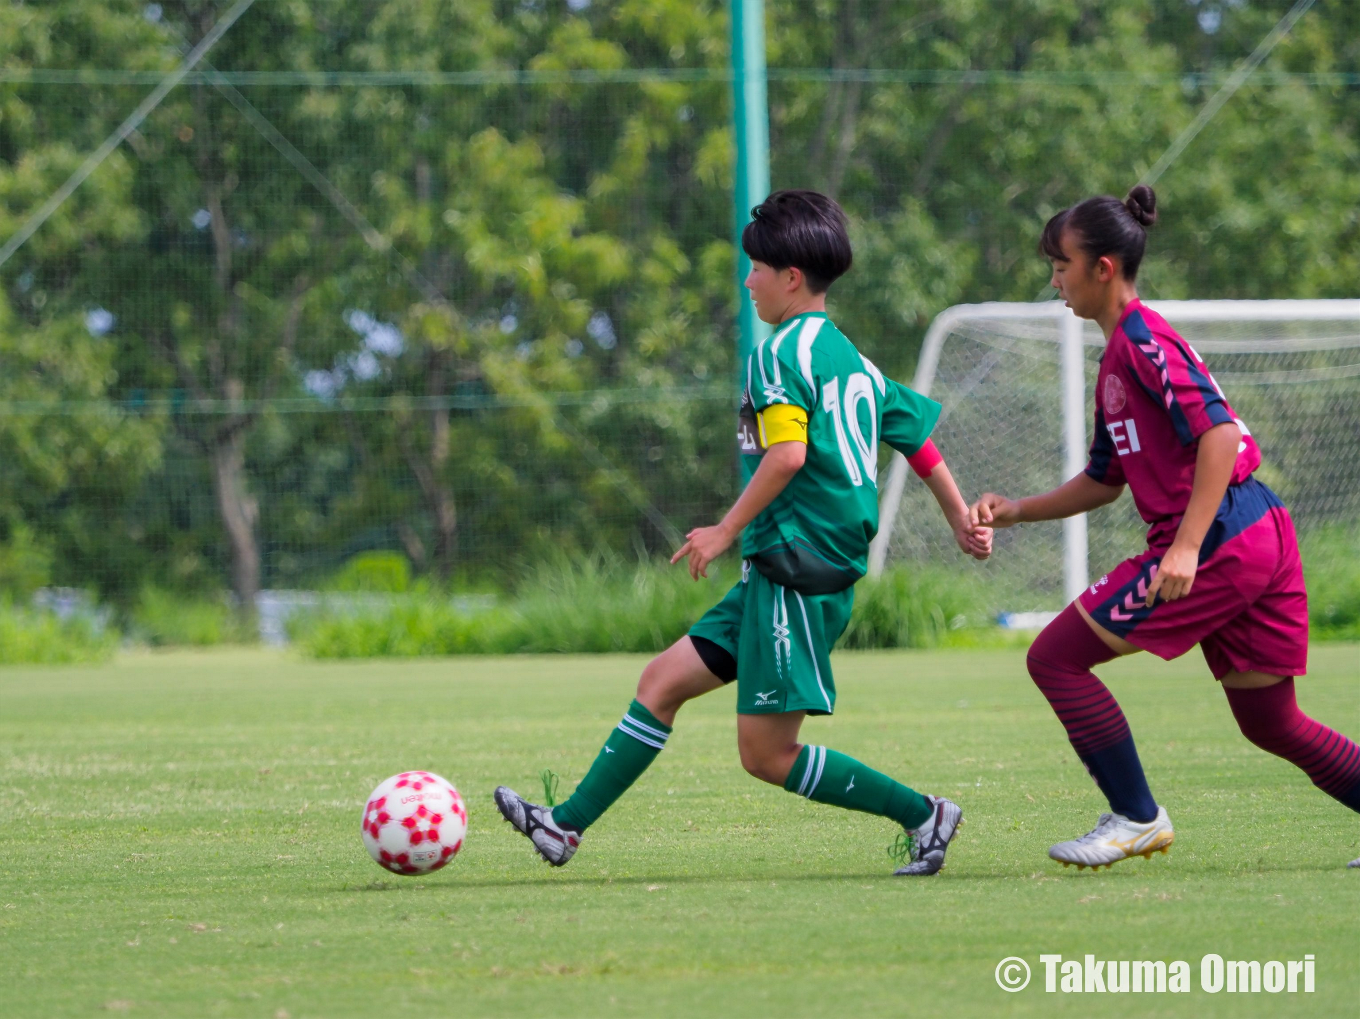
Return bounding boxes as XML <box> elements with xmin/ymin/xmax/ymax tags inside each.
<box><xmin>688</xmin><ymin>560</ymin><xmax>854</xmax><ymax>716</ymax></box>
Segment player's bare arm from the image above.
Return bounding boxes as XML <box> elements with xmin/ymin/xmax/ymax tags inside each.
<box><xmin>1144</xmin><ymin>420</ymin><xmax>1241</xmax><ymax>606</ymax></box>
<box><xmin>969</xmin><ymin>472</ymin><xmax>1123</xmax><ymax>530</ymax></box>
<box><xmin>918</xmin><ymin>459</ymin><xmax>992</xmax><ymax>559</ymax></box>
<box><xmin>671</xmin><ymin>439</ymin><xmax>806</xmax><ymax>580</ymax></box>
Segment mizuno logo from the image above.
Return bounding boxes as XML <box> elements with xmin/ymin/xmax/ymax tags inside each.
<box><xmin>846</xmin><ymin>776</ymin><xmax>855</xmax><ymax>793</ymax></box>
<box><xmin>754</xmin><ymin>689</ymin><xmax>780</xmax><ymax>706</ymax></box>
<box><xmin>604</xmin><ymin>747</ymin><xmax>615</xmax><ymax>753</ymax></box>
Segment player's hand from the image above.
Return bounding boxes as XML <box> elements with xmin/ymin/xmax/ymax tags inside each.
<box><xmin>970</xmin><ymin>493</ymin><xmax>1021</xmax><ymax>529</ymax></box>
<box><xmin>954</xmin><ymin>523</ymin><xmax>992</xmax><ymax>560</ymax></box>
<box><xmin>671</xmin><ymin>524</ymin><xmax>735</xmax><ymax>580</ymax></box>
<box><xmin>1145</xmin><ymin>542</ymin><xmax>1198</xmax><ymax>605</ymax></box>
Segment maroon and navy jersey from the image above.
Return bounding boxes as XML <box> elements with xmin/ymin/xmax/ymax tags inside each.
<box><xmin>1085</xmin><ymin>300</ymin><xmax>1261</xmax><ymax>551</ymax></box>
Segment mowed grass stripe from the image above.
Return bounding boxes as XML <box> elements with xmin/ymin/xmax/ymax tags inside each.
<box><xmin>0</xmin><ymin>646</ymin><xmax>1356</xmax><ymax>1017</ymax></box>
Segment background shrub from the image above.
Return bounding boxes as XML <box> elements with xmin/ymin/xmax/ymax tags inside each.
<box><xmin>0</xmin><ymin>601</ymin><xmax>117</xmax><ymax>664</ymax></box>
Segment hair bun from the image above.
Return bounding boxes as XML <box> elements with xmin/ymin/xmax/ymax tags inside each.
<box><xmin>1125</xmin><ymin>185</ymin><xmax>1157</xmax><ymax>227</ymax></box>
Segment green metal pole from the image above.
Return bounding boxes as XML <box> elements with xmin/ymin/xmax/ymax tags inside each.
<box><xmin>730</xmin><ymin>0</ymin><xmax>771</xmax><ymax>389</ymax></box>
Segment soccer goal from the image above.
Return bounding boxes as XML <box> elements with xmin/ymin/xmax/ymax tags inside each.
<box><xmin>868</xmin><ymin>300</ymin><xmax>1360</xmax><ymax>614</ymax></box>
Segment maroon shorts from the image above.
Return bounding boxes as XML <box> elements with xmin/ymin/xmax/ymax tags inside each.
<box><xmin>1079</xmin><ymin>482</ymin><xmax>1308</xmax><ymax>679</ymax></box>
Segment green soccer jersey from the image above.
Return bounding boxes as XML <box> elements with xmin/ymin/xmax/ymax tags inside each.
<box><xmin>737</xmin><ymin>311</ymin><xmax>941</xmax><ymax>594</ymax></box>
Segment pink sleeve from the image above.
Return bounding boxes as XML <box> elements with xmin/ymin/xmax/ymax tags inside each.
<box><xmin>906</xmin><ymin>439</ymin><xmax>943</xmax><ymax>479</ymax></box>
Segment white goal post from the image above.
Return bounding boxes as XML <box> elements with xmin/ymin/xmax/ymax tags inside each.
<box><xmin>869</xmin><ymin>299</ymin><xmax>1360</xmax><ymax>607</ymax></box>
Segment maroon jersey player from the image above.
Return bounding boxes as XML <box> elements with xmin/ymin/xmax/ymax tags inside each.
<box><xmin>971</xmin><ymin>186</ymin><xmax>1360</xmax><ymax>871</ymax></box>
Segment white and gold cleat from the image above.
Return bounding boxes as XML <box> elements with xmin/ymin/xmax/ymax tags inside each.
<box><xmin>1049</xmin><ymin>805</ymin><xmax>1174</xmax><ymax>871</ymax></box>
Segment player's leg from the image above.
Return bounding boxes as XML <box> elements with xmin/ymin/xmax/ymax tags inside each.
<box><xmin>735</xmin><ymin>711</ymin><xmax>929</xmax><ymax>826</ymax></box>
<box><xmin>494</xmin><ymin>635</ymin><xmax>726</xmax><ymax>866</ymax></box>
<box><xmin>735</xmin><ymin>712</ymin><xmax>960</xmax><ymax>876</ymax></box>
<box><xmin>494</xmin><ymin>580</ymin><xmax>743</xmax><ymax>866</ymax></box>
<box><xmin>1030</xmin><ymin>552</ymin><xmax>1187</xmax><ymax>869</ymax></box>
<box><xmin>734</xmin><ymin>576</ymin><xmax>960</xmax><ymax>875</ymax></box>
<box><xmin>1027</xmin><ymin>597</ymin><xmax>1160</xmax><ymax>824</ymax></box>
<box><xmin>551</xmin><ymin>635</ymin><xmax>726</xmax><ymax>831</ymax></box>
<box><xmin>1220</xmin><ymin>673</ymin><xmax>1360</xmax><ymax>811</ymax></box>
<box><xmin>1200</xmin><ymin>506</ymin><xmax>1360</xmax><ymax>866</ymax></box>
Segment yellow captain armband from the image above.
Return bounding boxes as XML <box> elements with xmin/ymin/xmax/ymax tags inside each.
<box><xmin>757</xmin><ymin>404</ymin><xmax>809</xmax><ymax>448</ymax></box>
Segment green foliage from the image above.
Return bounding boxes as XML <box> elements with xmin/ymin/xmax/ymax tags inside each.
<box><xmin>505</xmin><ymin>553</ymin><xmax>728</xmax><ymax>653</ymax></box>
<box><xmin>839</xmin><ymin>566</ymin><xmax>992</xmax><ymax>650</ymax></box>
<box><xmin>2</xmin><ymin>1</ymin><xmax>1360</xmax><ymax>602</ymax></box>
<box><xmin>294</xmin><ymin>556</ymin><xmax>1035</xmax><ymax>659</ymax></box>
<box><xmin>1302</xmin><ymin>528</ymin><xmax>1360</xmax><ymax>641</ymax></box>
<box><xmin>0</xmin><ymin>523</ymin><xmax>53</xmax><ymax>600</ymax></box>
<box><xmin>292</xmin><ymin>553</ymin><xmax>728</xmax><ymax>658</ymax></box>
<box><xmin>328</xmin><ymin>551</ymin><xmax>412</xmax><ymax>593</ymax></box>
<box><xmin>0</xmin><ymin>601</ymin><xmax>115</xmax><ymax>664</ymax></box>
<box><xmin>130</xmin><ymin>587</ymin><xmax>246</xmax><ymax>647</ymax></box>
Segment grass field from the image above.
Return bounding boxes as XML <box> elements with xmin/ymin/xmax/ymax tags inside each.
<box><xmin>1</xmin><ymin>646</ymin><xmax>1357</xmax><ymax>1017</ymax></box>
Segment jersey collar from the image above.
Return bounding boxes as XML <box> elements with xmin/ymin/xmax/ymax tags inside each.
<box><xmin>1114</xmin><ymin>297</ymin><xmax>1144</xmax><ymax>334</ymax></box>
<box><xmin>777</xmin><ymin>310</ymin><xmax>828</xmax><ymax>326</ymax></box>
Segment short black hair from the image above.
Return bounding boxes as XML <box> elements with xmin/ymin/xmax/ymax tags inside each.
<box><xmin>741</xmin><ymin>189</ymin><xmax>852</xmax><ymax>293</ymax></box>
<box><xmin>1040</xmin><ymin>185</ymin><xmax>1158</xmax><ymax>280</ymax></box>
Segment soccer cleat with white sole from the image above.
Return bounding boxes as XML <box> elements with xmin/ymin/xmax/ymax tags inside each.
<box><xmin>1049</xmin><ymin>805</ymin><xmax>1174</xmax><ymax>871</ymax></box>
<box><xmin>893</xmin><ymin>796</ymin><xmax>962</xmax><ymax>876</ymax></box>
<box><xmin>493</xmin><ymin>786</ymin><xmax>581</xmax><ymax>867</ymax></box>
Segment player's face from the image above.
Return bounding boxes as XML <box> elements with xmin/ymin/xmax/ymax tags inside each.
<box><xmin>744</xmin><ymin>259</ymin><xmax>799</xmax><ymax>324</ymax></box>
<box><xmin>1048</xmin><ymin>227</ymin><xmax>1106</xmax><ymax>320</ymax></box>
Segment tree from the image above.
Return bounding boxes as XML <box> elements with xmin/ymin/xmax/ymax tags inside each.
<box><xmin>3</xmin><ymin>0</ymin><xmax>1358</xmax><ymax>601</ymax></box>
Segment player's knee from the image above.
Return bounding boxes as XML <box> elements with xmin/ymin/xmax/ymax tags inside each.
<box><xmin>1026</xmin><ymin>635</ymin><xmax>1061</xmax><ymax>682</ymax></box>
<box><xmin>737</xmin><ymin>739</ymin><xmax>796</xmax><ymax>785</ymax></box>
<box><xmin>1224</xmin><ymin>681</ymin><xmax>1300</xmax><ymax>752</ymax></box>
<box><xmin>636</xmin><ymin>653</ymin><xmax>690</xmax><ymax>712</ymax></box>
<box><xmin>739</xmin><ymin>750</ymin><xmax>782</xmax><ymax>785</ymax></box>
<box><xmin>1230</xmin><ymin>709</ymin><xmax>1288</xmax><ymax>751</ymax></box>
<box><xmin>1027</xmin><ymin>604</ymin><xmax>1100</xmax><ymax>680</ymax></box>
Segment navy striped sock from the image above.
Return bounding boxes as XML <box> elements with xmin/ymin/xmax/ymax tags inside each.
<box><xmin>1028</xmin><ymin>605</ymin><xmax>1159</xmax><ymax>823</ymax></box>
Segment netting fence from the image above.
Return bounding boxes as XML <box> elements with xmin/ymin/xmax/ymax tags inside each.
<box><xmin>4</xmin><ymin>1</ymin><xmax>1359</xmax><ymax>624</ymax></box>
<box><xmin>877</xmin><ymin>303</ymin><xmax>1360</xmax><ymax>612</ymax></box>
<box><xmin>4</xmin><ymin>73</ymin><xmax>746</xmax><ymax>609</ymax></box>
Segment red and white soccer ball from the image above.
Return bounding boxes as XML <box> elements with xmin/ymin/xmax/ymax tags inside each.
<box><xmin>361</xmin><ymin>771</ymin><xmax>467</xmax><ymax>876</ymax></box>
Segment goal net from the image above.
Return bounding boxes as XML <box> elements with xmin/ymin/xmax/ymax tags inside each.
<box><xmin>869</xmin><ymin>300</ymin><xmax>1360</xmax><ymax>618</ymax></box>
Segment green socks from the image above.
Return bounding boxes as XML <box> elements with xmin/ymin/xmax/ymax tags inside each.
<box><xmin>784</xmin><ymin>744</ymin><xmax>933</xmax><ymax>830</ymax></box>
<box><xmin>550</xmin><ymin>708</ymin><xmax>928</xmax><ymax>834</ymax></box>
<box><xmin>552</xmin><ymin>700</ymin><xmax>672</xmax><ymax>831</ymax></box>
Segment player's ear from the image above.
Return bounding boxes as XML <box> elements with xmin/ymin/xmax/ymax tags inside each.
<box><xmin>786</xmin><ymin>265</ymin><xmax>804</xmax><ymax>292</ymax></box>
<box><xmin>1096</xmin><ymin>255</ymin><xmax>1117</xmax><ymax>282</ymax></box>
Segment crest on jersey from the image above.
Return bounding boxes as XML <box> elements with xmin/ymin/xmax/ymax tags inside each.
<box><xmin>1103</xmin><ymin>374</ymin><xmax>1127</xmax><ymax>415</ymax></box>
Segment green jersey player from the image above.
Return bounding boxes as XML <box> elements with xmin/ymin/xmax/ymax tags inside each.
<box><xmin>495</xmin><ymin>190</ymin><xmax>991</xmax><ymax>876</ymax></box>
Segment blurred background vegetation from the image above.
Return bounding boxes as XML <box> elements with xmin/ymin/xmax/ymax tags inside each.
<box><xmin>0</xmin><ymin>1</ymin><xmax>1357</xmax><ymax>655</ymax></box>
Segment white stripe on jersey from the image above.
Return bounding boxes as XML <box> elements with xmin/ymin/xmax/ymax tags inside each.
<box><xmin>769</xmin><ymin>319</ymin><xmax>799</xmax><ymax>386</ymax></box>
<box><xmin>754</xmin><ymin>324</ymin><xmax>790</xmax><ymax>404</ymax></box>
<box><xmin>859</xmin><ymin>354</ymin><xmax>886</xmax><ymax>395</ymax></box>
<box><xmin>796</xmin><ymin>316</ymin><xmax>824</xmax><ymax>396</ymax></box>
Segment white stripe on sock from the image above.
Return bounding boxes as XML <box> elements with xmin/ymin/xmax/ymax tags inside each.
<box><xmin>616</xmin><ymin>718</ymin><xmax>666</xmax><ymax>749</ymax></box>
<box><xmin>796</xmin><ymin>745</ymin><xmax>818</xmax><ymax>796</ymax></box>
<box><xmin>620</xmin><ymin>713</ymin><xmax>670</xmax><ymax>742</ymax></box>
<box><xmin>806</xmin><ymin>745</ymin><xmax>827</xmax><ymax>798</ymax></box>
